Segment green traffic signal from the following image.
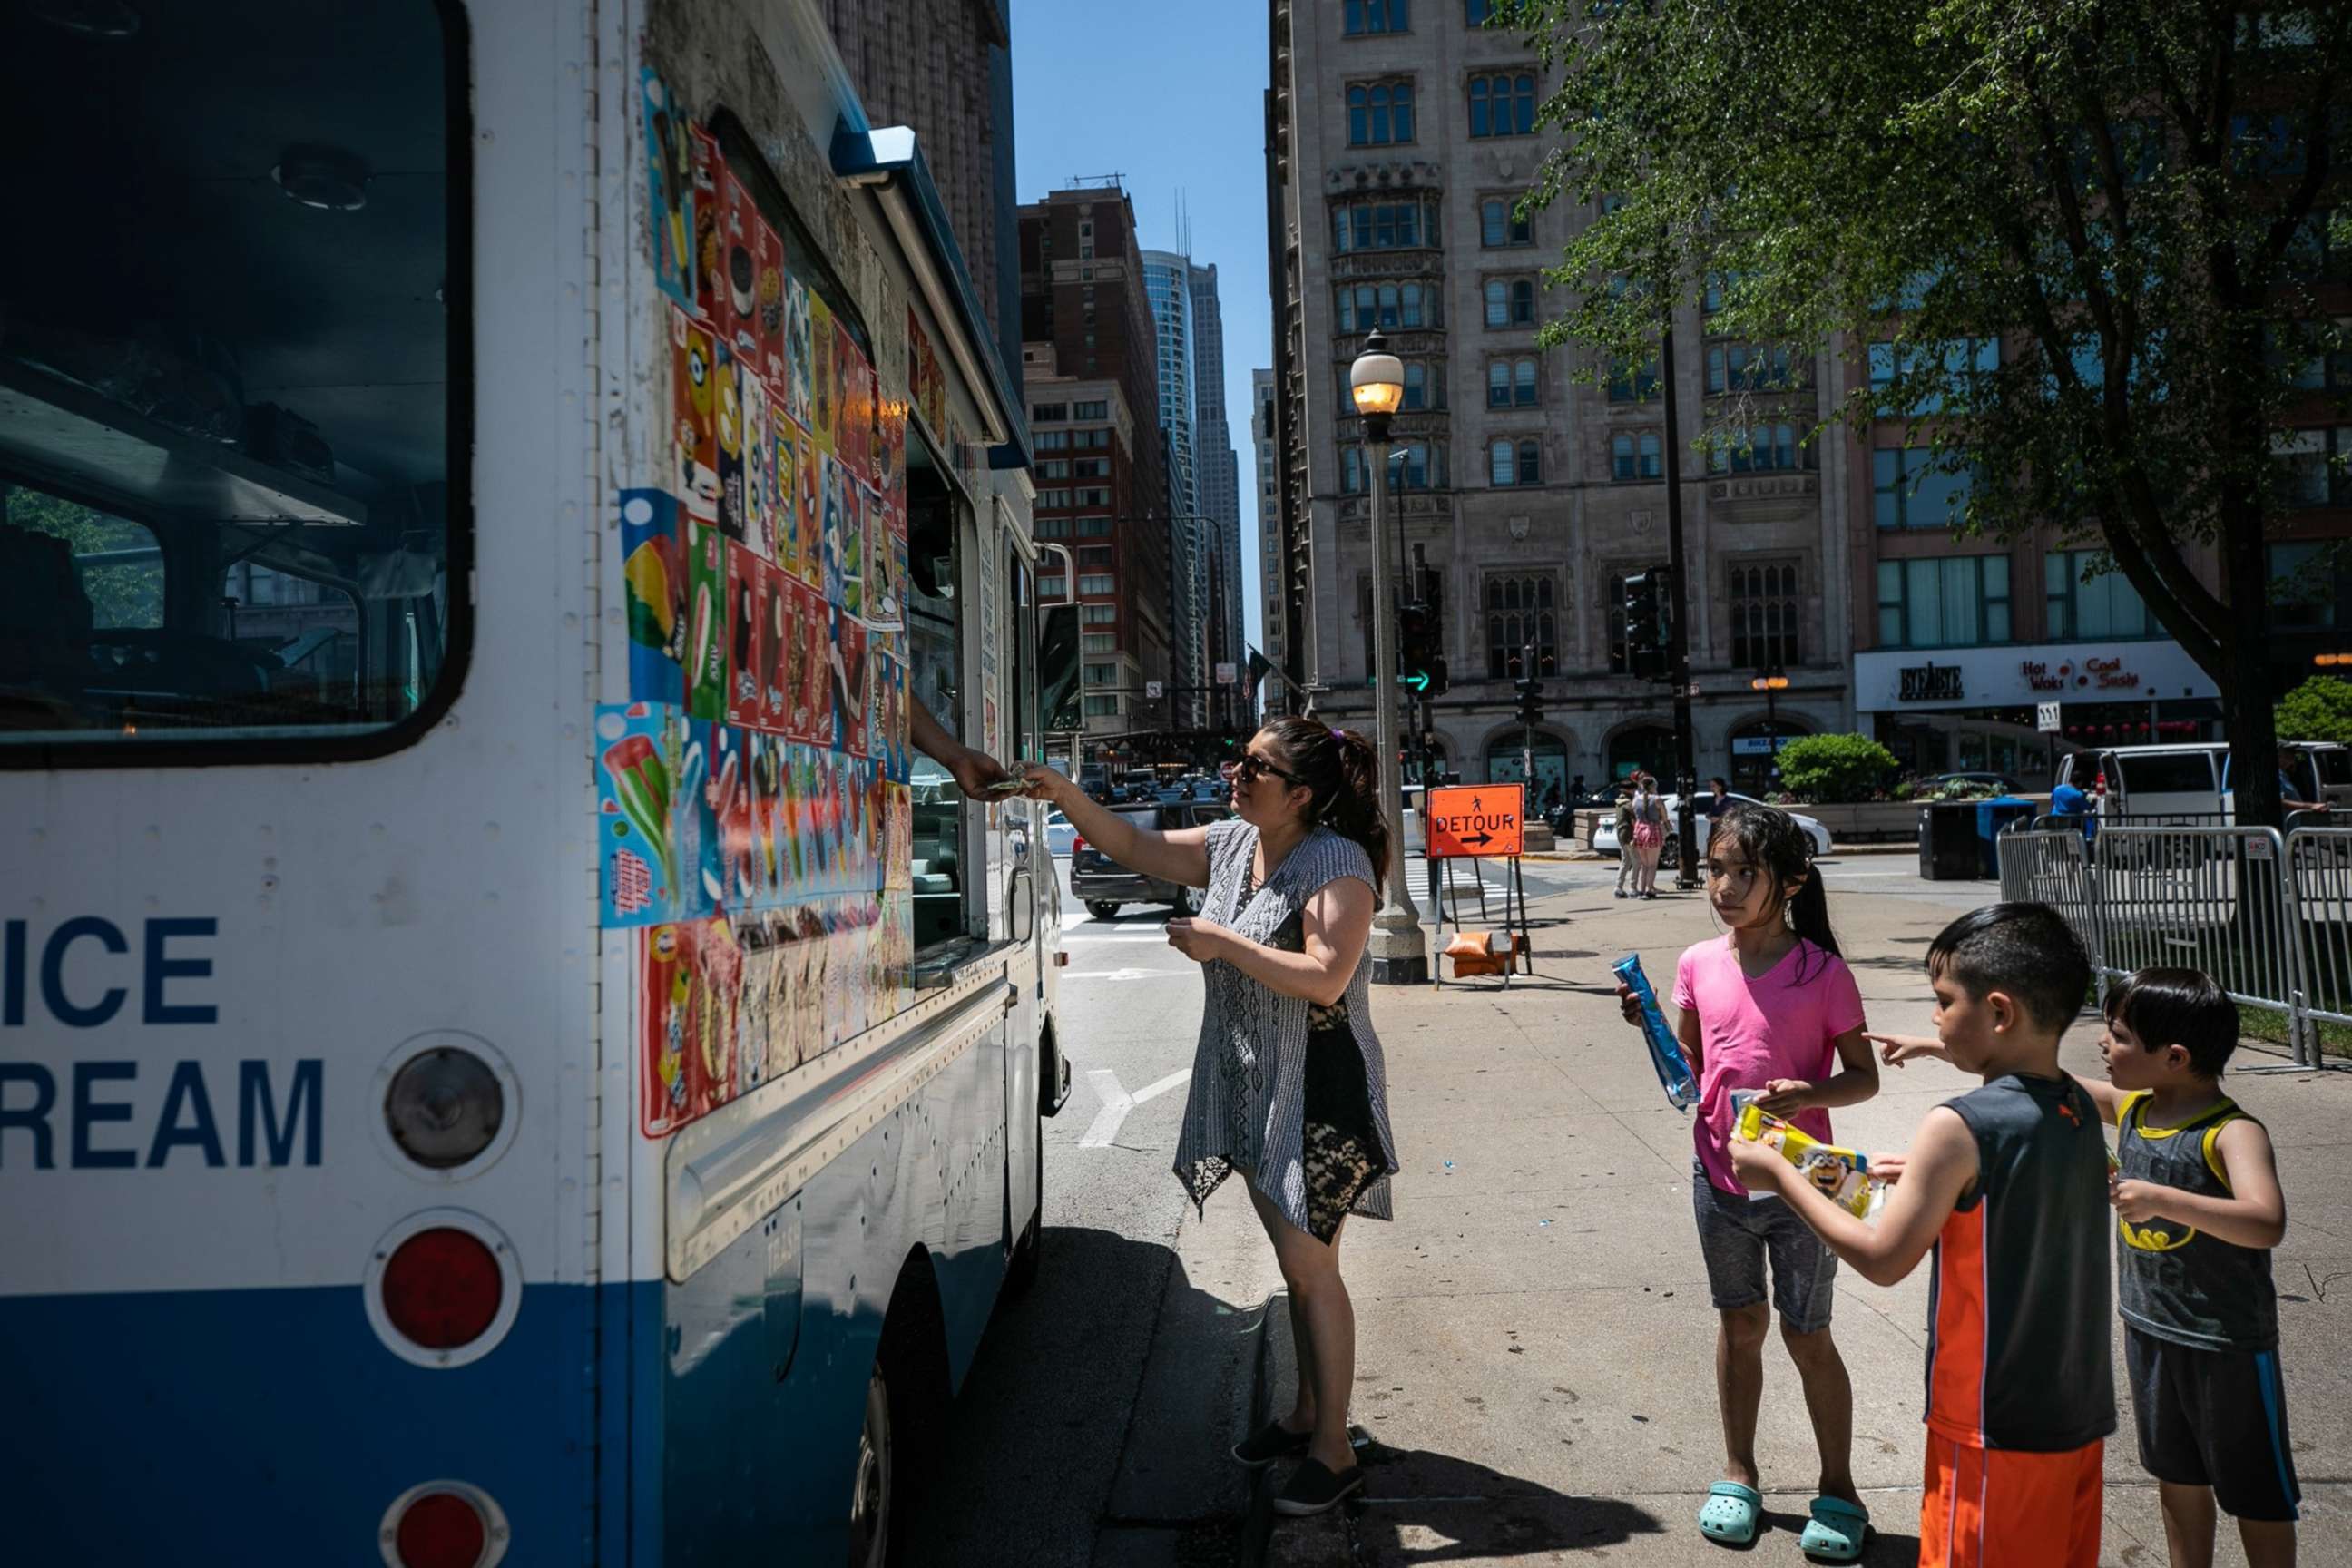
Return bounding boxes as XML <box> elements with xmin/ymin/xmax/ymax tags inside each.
<box><xmin>1401</xmin><ymin>671</ymin><xmax>1431</xmax><ymax>693</ymax></box>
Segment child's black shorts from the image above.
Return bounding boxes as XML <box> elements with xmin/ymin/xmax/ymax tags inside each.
<box><xmin>2125</xmin><ymin>1326</ymin><xmax>2301</xmax><ymax>1522</ymax></box>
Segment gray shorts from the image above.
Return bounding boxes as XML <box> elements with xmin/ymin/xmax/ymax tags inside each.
<box><xmin>1691</xmin><ymin>1166</ymin><xmax>1838</xmax><ymax>1333</ymax></box>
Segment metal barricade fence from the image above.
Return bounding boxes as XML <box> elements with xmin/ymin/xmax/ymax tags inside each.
<box><xmin>2287</xmin><ymin>826</ymin><xmax>2352</xmax><ymax>1063</ymax></box>
<box><xmin>2000</xmin><ymin>819</ymin><xmax>2324</xmax><ymax>1070</ymax></box>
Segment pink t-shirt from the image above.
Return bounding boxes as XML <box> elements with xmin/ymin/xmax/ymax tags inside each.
<box><xmin>1673</xmin><ymin>936</ymin><xmax>1867</xmax><ymax>1195</ymax></box>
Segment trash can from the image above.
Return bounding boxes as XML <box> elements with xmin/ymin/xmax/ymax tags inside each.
<box><xmin>1976</xmin><ymin>797</ymin><xmax>2037</xmax><ymax>877</ymax></box>
<box><xmin>1919</xmin><ymin>802</ymin><xmax>1981</xmax><ymax>880</ymax></box>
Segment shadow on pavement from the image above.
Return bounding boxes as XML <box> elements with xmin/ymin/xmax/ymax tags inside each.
<box><xmin>1338</xmin><ymin>1437</ymin><xmax>1666</xmax><ymax>1561</ymax></box>
<box><xmin>902</xmin><ymin>1223</ymin><xmax>1259</xmax><ymax>1568</ymax></box>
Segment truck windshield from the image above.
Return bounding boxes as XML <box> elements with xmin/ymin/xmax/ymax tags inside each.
<box><xmin>0</xmin><ymin>0</ymin><xmax>462</xmax><ymax>752</ymax></box>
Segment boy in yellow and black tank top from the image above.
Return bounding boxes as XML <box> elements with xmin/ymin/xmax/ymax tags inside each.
<box><xmin>2077</xmin><ymin>970</ymin><xmax>2298</xmax><ymax>1568</ymax></box>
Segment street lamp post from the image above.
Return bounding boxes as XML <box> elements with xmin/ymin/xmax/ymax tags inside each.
<box><xmin>1750</xmin><ymin>666</ymin><xmax>1788</xmax><ymax>790</ymax></box>
<box><xmin>1351</xmin><ymin>331</ymin><xmax>1427</xmax><ymax>985</ymax></box>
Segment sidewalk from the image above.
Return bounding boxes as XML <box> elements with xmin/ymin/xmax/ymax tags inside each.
<box><xmin>1259</xmin><ymin>879</ymin><xmax>2352</xmax><ymax>1567</ymax></box>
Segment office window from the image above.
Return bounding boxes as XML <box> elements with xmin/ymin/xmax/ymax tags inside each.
<box><xmin>1083</xmin><ymin>662</ymin><xmax>1117</xmax><ymax>685</ymax></box>
<box><xmin>1035</xmin><ymin>459</ymin><xmax>1070</xmax><ymax>480</ymax></box>
<box><xmin>1079</xmin><ymin>545</ymin><xmax>1112</xmax><ymax>565</ymax></box>
<box><xmin>1344</xmin><ymin>0</ymin><xmax>1408</xmax><ymax>34</ymax></box>
<box><xmin>1876</xmin><ymin>555</ymin><xmax>2012</xmax><ymax>649</ymax></box>
<box><xmin>1485</xmin><ymin>575</ymin><xmax>1558</xmax><ymax>678</ymax></box>
<box><xmin>1076</xmin><ymin>515</ymin><xmax>1113</xmax><ymax>536</ymax></box>
<box><xmin>1705</xmin><ymin>343</ymin><xmax>1798</xmax><ymax>395</ymax></box>
<box><xmin>1073</xmin><ymin>457</ymin><xmax>1110</xmax><ymax>479</ymax></box>
<box><xmin>1083</xmin><ymin>695</ymin><xmax>1121</xmax><ymax>716</ymax></box>
<box><xmin>1730</xmin><ymin>561</ymin><xmax>1801</xmax><ymax>669</ymax></box>
<box><xmin>2273</xmin><ymin>426</ymin><xmax>2352</xmax><ymax>508</ymax></box>
<box><xmin>1332</xmin><ymin>197</ymin><xmax>1435</xmax><ymax>253</ymax></box>
<box><xmin>1078</xmin><ymin>573</ymin><xmax>1115</xmax><ymax>595</ymax></box>
<box><xmin>1348</xmin><ymin>80</ymin><xmax>1416</xmax><ymax>146</ymax></box>
<box><xmin>1480</xmin><ymin>198</ymin><xmax>1532</xmax><ymax>248</ymax></box>
<box><xmin>1707</xmin><ymin>424</ymin><xmax>1810</xmax><ymax>475</ymax></box>
<box><xmin>1608</xmin><ymin>356</ymin><xmax>1659</xmax><ymax>402</ymax></box>
<box><xmin>1468</xmin><ymin>72</ymin><xmax>1536</xmax><ymax>138</ymax></box>
<box><xmin>1036</xmin><ymin>488</ymin><xmax>1072</xmax><ymax>509</ymax></box>
<box><xmin>1485</xmin><ymin>357</ymin><xmax>1538</xmax><ymax>408</ymax></box>
<box><xmin>1038</xmin><ymin>575</ymin><xmax>1066</xmax><ymax>599</ymax></box>
<box><xmin>1035</xmin><ymin>430</ymin><xmax>1070</xmax><ymax>451</ymax></box>
<box><xmin>1486</xmin><ymin>439</ymin><xmax>1540</xmax><ymax>486</ymax></box>
<box><xmin>1076</xmin><ymin>487</ymin><xmax>1111</xmax><ymax>507</ymax></box>
<box><xmin>2045</xmin><ymin>550</ymin><xmax>2151</xmax><ymax>640</ymax></box>
<box><xmin>1867</xmin><ymin>338</ymin><xmax>1999</xmax><ymax>415</ymax></box>
<box><xmin>1031</xmin><ymin>402</ymin><xmax>1068</xmax><ymax>423</ymax></box>
<box><xmin>1082</xmin><ymin>632</ymin><xmax>1117</xmax><ymax>653</ymax></box>
<box><xmin>2269</xmin><ymin>541</ymin><xmax>2338</xmax><ymax>631</ymax></box>
<box><xmin>1081</xmin><ymin>604</ymin><xmax>1118</xmax><ymax>625</ymax></box>
<box><xmin>1073</xmin><ymin>399</ymin><xmax>1109</xmax><ymax>420</ymax></box>
<box><xmin>1465</xmin><ymin>0</ymin><xmax>1494</xmax><ymax>19</ymax></box>
<box><xmin>1872</xmin><ymin>447</ymin><xmax>1973</xmax><ymax>529</ymax></box>
<box><xmin>1034</xmin><ymin>516</ymin><xmax>1071</xmax><ymax>540</ymax></box>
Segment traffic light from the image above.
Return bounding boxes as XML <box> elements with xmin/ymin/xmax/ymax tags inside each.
<box><xmin>1622</xmin><ymin>568</ymin><xmax>1671</xmax><ymax>681</ymax></box>
<box><xmin>1514</xmin><ymin>675</ymin><xmax>1545</xmax><ymax>730</ymax></box>
<box><xmin>1396</xmin><ymin>600</ymin><xmax>1438</xmax><ymax>695</ymax></box>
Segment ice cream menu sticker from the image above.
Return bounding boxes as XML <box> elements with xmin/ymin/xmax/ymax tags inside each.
<box><xmin>628</xmin><ymin>72</ymin><xmax>918</xmax><ymax>1139</ymax></box>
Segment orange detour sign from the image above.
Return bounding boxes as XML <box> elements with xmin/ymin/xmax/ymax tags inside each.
<box><xmin>1424</xmin><ymin>783</ymin><xmax>1524</xmax><ymax>858</ymax></box>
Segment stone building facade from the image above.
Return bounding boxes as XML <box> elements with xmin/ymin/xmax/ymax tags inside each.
<box><xmin>1267</xmin><ymin>0</ymin><xmax>1853</xmax><ymax>796</ymax></box>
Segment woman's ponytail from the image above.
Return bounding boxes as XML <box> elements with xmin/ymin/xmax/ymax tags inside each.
<box><xmin>1259</xmin><ymin>716</ymin><xmax>1390</xmax><ymax>895</ymax></box>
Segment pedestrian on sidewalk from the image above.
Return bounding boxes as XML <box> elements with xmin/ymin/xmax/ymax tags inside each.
<box><xmin>1748</xmin><ymin>904</ymin><xmax>2115</xmax><ymax>1568</ymax></box>
<box><xmin>1018</xmin><ymin>718</ymin><xmax>1401</xmax><ymax>1518</ymax></box>
<box><xmin>1628</xmin><ymin>773</ymin><xmax>1667</xmax><ymax>897</ymax></box>
<box><xmin>1612</xmin><ymin>780</ymin><xmax>1641</xmax><ymax>898</ymax></box>
<box><xmin>1614</xmin><ymin>804</ymin><xmax>1880</xmax><ymax>1559</ymax></box>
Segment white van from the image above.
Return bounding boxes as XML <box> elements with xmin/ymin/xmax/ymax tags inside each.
<box><xmin>2053</xmin><ymin>741</ymin><xmax>2352</xmax><ymax>819</ymax></box>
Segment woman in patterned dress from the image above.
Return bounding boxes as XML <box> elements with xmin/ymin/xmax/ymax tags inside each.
<box><xmin>1019</xmin><ymin>718</ymin><xmax>1401</xmax><ymax>1516</ymax></box>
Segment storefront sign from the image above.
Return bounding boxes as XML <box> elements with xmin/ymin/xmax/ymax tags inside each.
<box><xmin>1899</xmin><ymin>664</ymin><xmax>1965</xmax><ymax>702</ymax></box>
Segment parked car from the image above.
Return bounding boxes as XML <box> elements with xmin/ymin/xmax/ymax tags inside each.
<box><xmin>1044</xmin><ymin>809</ymin><xmax>1076</xmax><ymax>857</ymax></box>
<box><xmin>1592</xmin><ymin>792</ymin><xmax>1835</xmax><ymax>864</ymax></box>
<box><xmin>1072</xmin><ymin>801</ymin><xmax>1230</xmax><ymax>918</ymax></box>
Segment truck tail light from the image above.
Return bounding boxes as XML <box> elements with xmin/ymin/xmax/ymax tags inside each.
<box><xmin>381</xmin><ymin>1227</ymin><xmax>502</xmax><ymax>1350</ymax></box>
<box><xmin>380</xmin><ymin>1481</ymin><xmax>508</xmax><ymax>1568</ymax></box>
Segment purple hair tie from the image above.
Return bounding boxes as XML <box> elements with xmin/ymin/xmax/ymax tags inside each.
<box><xmin>1331</xmin><ymin>728</ymin><xmax>1348</xmax><ymax>740</ymax></box>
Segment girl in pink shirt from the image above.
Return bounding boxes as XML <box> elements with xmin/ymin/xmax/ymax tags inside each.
<box><xmin>1618</xmin><ymin>804</ymin><xmax>1880</xmax><ymax>1558</ymax></box>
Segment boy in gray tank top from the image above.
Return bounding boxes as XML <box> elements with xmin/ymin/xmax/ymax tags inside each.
<box><xmin>2076</xmin><ymin>969</ymin><xmax>2298</xmax><ymax>1568</ymax></box>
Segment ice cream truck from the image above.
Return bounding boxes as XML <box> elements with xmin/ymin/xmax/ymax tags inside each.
<box><xmin>0</xmin><ymin>0</ymin><xmax>1075</xmax><ymax>1562</ymax></box>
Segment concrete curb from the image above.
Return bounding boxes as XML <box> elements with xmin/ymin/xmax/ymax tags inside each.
<box><xmin>1238</xmin><ymin>1290</ymin><xmax>1279</xmax><ymax>1568</ymax></box>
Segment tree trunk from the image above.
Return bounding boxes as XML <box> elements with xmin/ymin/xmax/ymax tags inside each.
<box><xmin>2220</xmin><ymin>493</ymin><xmax>2285</xmax><ymax>829</ymax></box>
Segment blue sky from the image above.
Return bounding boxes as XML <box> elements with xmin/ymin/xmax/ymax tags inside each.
<box><xmin>1011</xmin><ymin>0</ymin><xmax>1270</xmax><ymax>650</ymax></box>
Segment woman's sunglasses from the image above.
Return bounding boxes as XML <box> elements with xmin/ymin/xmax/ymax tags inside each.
<box><xmin>1234</xmin><ymin>751</ymin><xmax>1304</xmax><ymax>788</ymax></box>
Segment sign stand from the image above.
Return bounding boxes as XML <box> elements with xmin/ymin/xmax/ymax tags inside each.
<box><xmin>1424</xmin><ymin>784</ymin><xmax>1533</xmax><ymax>988</ymax></box>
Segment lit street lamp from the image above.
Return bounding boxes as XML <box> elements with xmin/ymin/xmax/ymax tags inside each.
<box><xmin>1350</xmin><ymin>331</ymin><xmax>1426</xmax><ymax>984</ymax></box>
<box><xmin>1750</xmin><ymin>666</ymin><xmax>1789</xmax><ymax>789</ymax></box>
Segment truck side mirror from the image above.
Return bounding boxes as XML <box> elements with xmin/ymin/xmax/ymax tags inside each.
<box><xmin>1038</xmin><ymin>602</ymin><xmax>1082</xmax><ymax>732</ymax></box>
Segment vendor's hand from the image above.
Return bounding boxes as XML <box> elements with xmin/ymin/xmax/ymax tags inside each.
<box><xmin>1616</xmin><ymin>981</ymin><xmax>1642</xmax><ymax>1027</ymax></box>
<box><xmin>946</xmin><ymin>746</ymin><xmax>1012</xmax><ymax>799</ymax></box>
<box><xmin>1164</xmin><ymin>916</ymin><xmax>1230</xmax><ymax>965</ymax></box>
<box><xmin>1866</xmin><ymin>1032</ymin><xmax>1945</xmax><ymax>1070</ymax></box>
<box><xmin>1869</xmin><ymin>1152</ymin><xmax>1908</xmax><ymax>1184</ymax></box>
<box><xmin>1753</xmin><ymin>1078</ymin><xmax>1815</xmax><ymax>1117</ymax></box>
<box><xmin>1726</xmin><ymin>1134</ymin><xmax>1785</xmax><ymax>1193</ymax></box>
<box><xmin>2110</xmin><ymin>1176</ymin><xmax>2170</xmax><ymax>1225</ymax></box>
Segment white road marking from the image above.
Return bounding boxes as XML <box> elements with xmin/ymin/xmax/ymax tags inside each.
<box><xmin>1062</xmin><ymin>966</ymin><xmax>1184</xmax><ymax>981</ymax></box>
<box><xmin>1077</xmin><ymin>1066</ymin><xmax>1193</xmax><ymax>1148</ymax></box>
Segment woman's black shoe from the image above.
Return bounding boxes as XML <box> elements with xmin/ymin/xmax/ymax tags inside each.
<box><xmin>1271</xmin><ymin>1457</ymin><xmax>1365</xmax><ymax>1516</ymax></box>
<box><xmin>1230</xmin><ymin>1419</ymin><xmax>1313</xmax><ymax>1468</ymax></box>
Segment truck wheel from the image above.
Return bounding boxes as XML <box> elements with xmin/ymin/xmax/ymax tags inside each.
<box><xmin>851</xmin><ymin>1305</ymin><xmax>944</xmax><ymax>1568</ymax></box>
<box><xmin>1006</xmin><ymin>1118</ymin><xmax>1044</xmax><ymax>1294</ymax></box>
<box><xmin>1086</xmin><ymin>900</ymin><xmax>1121</xmax><ymax>920</ymax></box>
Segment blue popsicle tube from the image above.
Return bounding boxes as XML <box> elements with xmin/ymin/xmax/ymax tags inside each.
<box><xmin>1615</xmin><ymin>954</ymin><xmax>1699</xmax><ymax>1112</ymax></box>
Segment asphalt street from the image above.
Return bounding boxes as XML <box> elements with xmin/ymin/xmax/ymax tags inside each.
<box><xmin>897</xmin><ymin>846</ymin><xmax>2004</xmax><ymax>1566</ymax></box>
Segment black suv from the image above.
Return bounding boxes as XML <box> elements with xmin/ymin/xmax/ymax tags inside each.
<box><xmin>1071</xmin><ymin>802</ymin><xmax>1230</xmax><ymax>919</ymax></box>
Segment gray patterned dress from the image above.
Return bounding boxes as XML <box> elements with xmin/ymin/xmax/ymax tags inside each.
<box><xmin>1172</xmin><ymin>818</ymin><xmax>1401</xmax><ymax>1240</ymax></box>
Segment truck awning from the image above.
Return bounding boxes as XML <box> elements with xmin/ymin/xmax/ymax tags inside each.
<box><xmin>832</xmin><ymin>123</ymin><xmax>1031</xmax><ymax>471</ymax></box>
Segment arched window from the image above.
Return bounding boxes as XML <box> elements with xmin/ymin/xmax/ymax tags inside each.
<box><xmin>1485</xmin><ymin>279</ymin><xmax>1507</xmax><ymax>327</ymax></box>
<box><xmin>1392</xmin><ymin>83</ymin><xmax>1416</xmax><ymax>142</ymax></box>
<box><xmin>1348</xmin><ymin>84</ymin><xmax>1370</xmax><ymax>146</ymax></box>
<box><xmin>1469</xmin><ymin>72</ymin><xmax>1535</xmax><ymax>137</ymax></box>
<box><xmin>1510</xmin><ymin>279</ymin><xmax>1535</xmax><ymax>324</ymax></box>
<box><xmin>1490</xmin><ymin>437</ymin><xmax>1515</xmax><ymax>486</ymax></box>
<box><xmin>1611</xmin><ymin>434</ymin><xmax>1636</xmax><ymax>480</ymax></box>
<box><xmin>1400</xmin><ymin>282</ymin><xmax>1425</xmax><ymax>327</ymax></box>
<box><xmin>1514</xmin><ymin>357</ymin><xmax>1538</xmax><ymax>406</ymax></box>
<box><xmin>1405</xmin><ymin>361</ymin><xmax>1427</xmax><ymax>410</ymax></box>
<box><xmin>1517</xmin><ymin>438</ymin><xmax>1542</xmax><ymax>485</ymax></box>
<box><xmin>1487</xmin><ymin>359</ymin><xmax>1512</xmax><ymax>408</ymax></box>
<box><xmin>1481</xmin><ymin>198</ymin><xmax>1531</xmax><ymax>248</ymax></box>
<box><xmin>1378</xmin><ymin>283</ymin><xmax>1401</xmax><ymax>327</ymax></box>
<box><xmin>1485</xmin><ymin>575</ymin><xmax>1558</xmax><ymax>677</ymax></box>
<box><xmin>1638</xmin><ymin>431</ymin><xmax>1661</xmax><ymax>478</ymax></box>
<box><xmin>1730</xmin><ymin>561</ymin><xmax>1802</xmax><ymax>669</ymax></box>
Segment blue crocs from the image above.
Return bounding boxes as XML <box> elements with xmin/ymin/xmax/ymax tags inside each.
<box><xmin>1799</xmin><ymin>1495</ymin><xmax>1869</xmax><ymax>1562</ymax></box>
<box><xmin>1697</xmin><ymin>1481</ymin><xmax>1762</xmax><ymax>1546</ymax></box>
